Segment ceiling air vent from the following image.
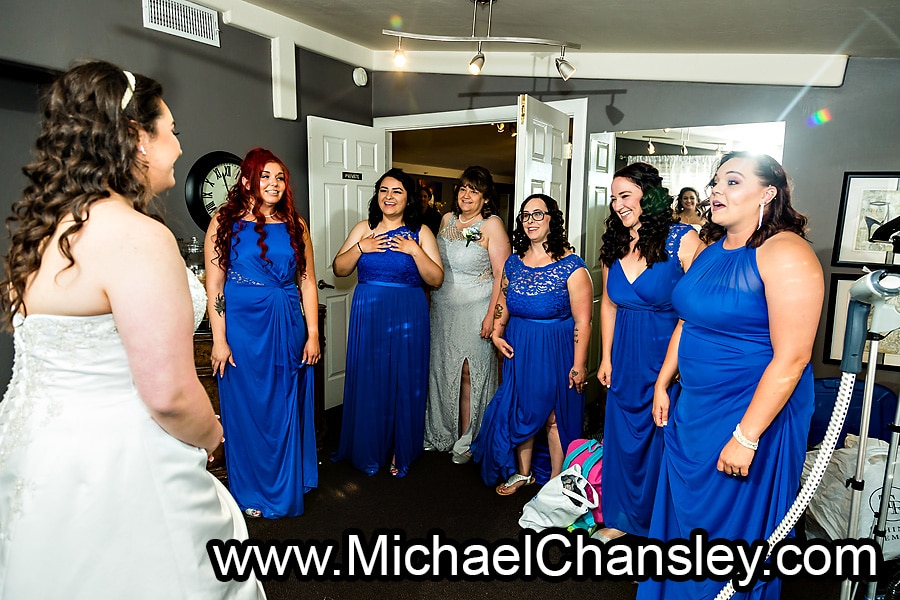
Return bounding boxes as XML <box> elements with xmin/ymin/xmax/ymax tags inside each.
<box><xmin>142</xmin><ymin>0</ymin><xmax>220</xmax><ymax>47</ymax></box>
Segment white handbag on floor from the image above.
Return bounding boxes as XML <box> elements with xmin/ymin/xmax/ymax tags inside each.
<box><xmin>518</xmin><ymin>463</ymin><xmax>600</xmax><ymax>531</ymax></box>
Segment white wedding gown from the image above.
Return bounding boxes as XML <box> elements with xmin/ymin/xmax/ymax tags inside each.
<box><xmin>0</xmin><ymin>270</ymin><xmax>265</xmax><ymax>599</ymax></box>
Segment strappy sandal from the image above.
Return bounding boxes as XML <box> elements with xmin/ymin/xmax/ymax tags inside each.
<box><xmin>389</xmin><ymin>463</ymin><xmax>400</xmax><ymax>477</ymax></box>
<box><xmin>496</xmin><ymin>472</ymin><xmax>535</xmax><ymax>496</ymax></box>
<box><xmin>243</xmin><ymin>508</ymin><xmax>262</xmax><ymax>518</ymax></box>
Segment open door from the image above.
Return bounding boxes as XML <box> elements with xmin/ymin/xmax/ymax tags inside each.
<box><xmin>307</xmin><ymin>116</ymin><xmax>385</xmax><ymax>409</ymax></box>
<box><xmin>514</xmin><ymin>94</ymin><xmax>570</xmax><ymax>212</ymax></box>
<box><xmin>584</xmin><ymin>132</ymin><xmax>615</xmax><ymax>386</ymax></box>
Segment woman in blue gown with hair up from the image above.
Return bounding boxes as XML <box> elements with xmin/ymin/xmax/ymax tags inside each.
<box><xmin>472</xmin><ymin>193</ymin><xmax>593</xmax><ymax>495</ymax></box>
<box><xmin>206</xmin><ymin>147</ymin><xmax>321</xmax><ymax>520</ymax></box>
<box><xmin>637</xmin><ymin>152</ymin><xmax>823</xmax><ymax>600</ymax></box>
<box><xmin>596</xmin><ymin>162</ymin><xmax>701</xmax><ymax>541</ymax></box>
<box><xmin>332</xmin><ymin>168</ymin><xmax>444</xmax><ymax>478</ymax></box>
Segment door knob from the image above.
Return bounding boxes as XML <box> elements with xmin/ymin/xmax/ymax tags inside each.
<box><xmin>317</xmin><ymin>279</ymin><xmax>335</xmax><ymax>290</ymax></box>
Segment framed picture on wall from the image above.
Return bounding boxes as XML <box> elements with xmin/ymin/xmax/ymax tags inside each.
<box><xmin>831</xmin><ymin>171</ymin><xmax>900</xmax><ymax>267</ymax></box>
<box><xmin>824</xmin><ymin>272</ymin><xmax>900</xmax><ymax>370</ymax></box>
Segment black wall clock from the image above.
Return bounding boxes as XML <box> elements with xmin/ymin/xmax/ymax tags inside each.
<box><xmin>184</xmin><ymin>151</ymin><xmax>242</xmax><ymax>230</ymax></box>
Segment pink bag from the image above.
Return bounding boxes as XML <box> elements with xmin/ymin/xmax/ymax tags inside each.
<box><xmin>562</xmin><ymin>438</ymin><xmax>603</xmax><ymax>531</ymax></box>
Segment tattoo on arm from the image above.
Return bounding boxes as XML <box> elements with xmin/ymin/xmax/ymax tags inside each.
<box><xmin>493</xmin><ymin>303</ymin><xmax>503</xmax><ymax>320</ymax></box>
<box><xmin>573</xmin><ymin>325</ymin><xmax>580</xmax><ymax>344</ymax></box>
<box><xmin>215</xmin><ymin>293</ymin><xmax>225</xmax><ymax>317</ymax></box>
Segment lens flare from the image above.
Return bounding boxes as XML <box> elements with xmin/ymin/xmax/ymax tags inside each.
<box><xmin>806</xmin><ymin>108</ymin><xmax>832</xmax><ymax>127</ymax></box>
<box><xmin>389</xmin><ymin>14</ymin><xmax>404</xmax><ymax>30</ymax></box>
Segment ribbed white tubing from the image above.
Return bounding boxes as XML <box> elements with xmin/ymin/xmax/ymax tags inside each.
<box><xmin>714</xmin><ymin>372</ymin><xmax>857</xmax><ymax>600</ymax></box>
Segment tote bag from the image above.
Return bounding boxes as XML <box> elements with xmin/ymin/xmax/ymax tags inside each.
<box><xmin>518</xmin><ymin>463</ymin><xmax>600</xmax><ymax>531</ymax></box>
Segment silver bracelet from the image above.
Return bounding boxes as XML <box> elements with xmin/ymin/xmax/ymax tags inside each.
<box><xmin>733</xmin><ymin>423</ymin><xmax>759</xmax><ymax>451</ymax></box>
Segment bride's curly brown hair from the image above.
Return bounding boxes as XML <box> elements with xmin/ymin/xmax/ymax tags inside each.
<box><xmin>1</xmin><ymin>60</ymin><xmax>163</xmax><ymax>328</ymax></box>
<box><xmin>211</xmin><ymin>148</ymin><xmax>306</xmax><ymax>276</ymax></box>
<box><xmin>598</xmin><ymin>162</ymin><xmax>674</xmax><ymax>268</ymax></box>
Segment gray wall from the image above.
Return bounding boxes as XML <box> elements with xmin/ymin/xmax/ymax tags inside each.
<box><xmin>372</xmin><ymin>60</ymin><xmax>900</xmax><ymax>385</ymax></box>
<box><xmin>2</xmin><ymin>0</ymin><xmax>900</xmax><ymax>388</ymax></box>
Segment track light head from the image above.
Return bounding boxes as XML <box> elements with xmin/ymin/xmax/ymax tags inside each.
<box><xmin>393</xmin><ymin>48</ymin><xmax>407</xmax><ymax>67</ymax></box>
<box><xmin>468</xmin><ymin>51</ymin><xmax>485</xmax><ymax>75</ymax></box>
<box><xmin>555</xmin><ymin>56</ymin><xmax>576</xmax><ymax>81</ymax></box>
<box><xmin>647</xmin><ymin>139</ymin><xmax>656</xmax><ymax>155</ymax></box>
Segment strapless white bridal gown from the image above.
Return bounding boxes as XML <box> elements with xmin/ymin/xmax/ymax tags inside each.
<box><xmin>0</xmin><ymin>270</ymin><xmax>265</xmax><ymax>599</ymax></box>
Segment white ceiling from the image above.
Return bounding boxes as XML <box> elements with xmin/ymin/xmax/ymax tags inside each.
<box><xmin>244</xmin><ymin>0</ymin><xmax>900</xmax><ymax>58</ymax></box>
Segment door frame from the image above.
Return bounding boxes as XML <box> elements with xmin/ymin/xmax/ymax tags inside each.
<box><xmin>373</xmin><ymin>97</ymin><xmax>589</xmax><ymax>257</ymax></box>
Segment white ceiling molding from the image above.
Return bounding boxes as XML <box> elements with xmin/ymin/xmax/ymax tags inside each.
<box><xmin>196</xmin><ymin>0</ymin><xmax>849</xmax><ymax>120</ymax></box>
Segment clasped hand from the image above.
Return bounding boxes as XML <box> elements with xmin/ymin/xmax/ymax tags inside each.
<box><xmin>358</xmin><ymin>232</ymin><xmax>418</xmax><ymax>256</ymax></box>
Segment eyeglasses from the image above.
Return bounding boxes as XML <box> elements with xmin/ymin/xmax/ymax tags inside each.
<box><xmin>518</xmin><ymin>210</ymin><xmax>547</xmax><ymax>223</ymax></box>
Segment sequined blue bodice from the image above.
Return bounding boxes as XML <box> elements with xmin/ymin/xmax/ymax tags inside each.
<box><xmin>505</xmin><ymin>253</ymin><xmax>587</xmax><ymax>319</ymax></box>
<box><xmin>357</xmin><ymin>226</ymin><xmax>424</xmax><ymax>287</ymax></box>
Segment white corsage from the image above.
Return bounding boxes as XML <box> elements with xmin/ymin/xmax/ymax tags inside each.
<box><xmin>462</xmin><ymin>225</ymin><xmax>483</xmax><ymax>247</ymax></box>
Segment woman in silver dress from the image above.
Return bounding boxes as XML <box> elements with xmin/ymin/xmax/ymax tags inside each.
<box><xmin>424</xmin><ymin>166</ymin><xmax>511</xmax><ymax>464</ymax></box>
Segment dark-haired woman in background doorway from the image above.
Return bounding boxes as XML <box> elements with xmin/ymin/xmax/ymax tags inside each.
<box><xmin>674</xmin><ymin>186</ymin><xmax>707</xmax><ymax>230</ymax></box>
<box><xmin>596</xmin><ymin>162</ymin><xmax>701</xmax><ymax>542</ymax></box>
<box><xmin>206</xmin><ymin>147</ymin><xmax>320</xmax><ymax>520</ymax></box>
<box><xmin>472</xmin><ymin>193</ymin><xmax>593</xmax><ymax>495</ymax></box>
<box><xmin>333</xmin><ymin>168</ymin><xmax>444</xmax><ymax>478</ymax></box>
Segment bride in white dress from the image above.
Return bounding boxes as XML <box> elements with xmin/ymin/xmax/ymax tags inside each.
<box><xmin>0</xmin><ymin>61</ymin><xmax>264</xmax><ymax>599</ymax></box>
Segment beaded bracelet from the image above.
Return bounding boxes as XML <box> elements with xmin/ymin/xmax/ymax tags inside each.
<box><xmin>733</xmin><ymin>423</ymin><xmax>759</xmax><ymax>451</ymax></box>
<box><xmin>356</xmin><ymin>241</ymin><xmax>364</xmax><ymax>254</ymax></box>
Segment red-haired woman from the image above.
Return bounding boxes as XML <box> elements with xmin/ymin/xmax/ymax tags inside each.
<box><xmin>205</xmin><ymin>147</ymin><xmax>320</xmax><ymax>519</ymax></box>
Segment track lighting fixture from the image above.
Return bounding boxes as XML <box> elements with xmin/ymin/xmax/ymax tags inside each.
<box><xmin>382</xmin><ymin>0</ymin><xmax>579</xmax><ymax>79</ymax></box>
<box><xmin>393</xmin><ymin>37</ymin><xmax>407</xmax><ymax>67</ymax></box>
<box><xmin>469</xmin><ymin>43</ymin><xmax>485</xmax><ymax>75</ymax></box>
<box><xmin>605</xmin><ymin>94</ymin><xmax>625</xmax><ymax>125</ymax></box>
<box><xmin>555</xmin><ymin>46</ymin><xmax>576</xmax><ymax>81</ymax></box>
<box><xmin>647</xmin><ymin>138</ymin><xmax>656</xmax><ymax>155</ymax></box>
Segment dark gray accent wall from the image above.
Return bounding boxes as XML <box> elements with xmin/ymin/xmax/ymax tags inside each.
<box><xmin>373</xmin><ymin>60</ymin><xmax>900</xmax><ymax>382</ymax></box>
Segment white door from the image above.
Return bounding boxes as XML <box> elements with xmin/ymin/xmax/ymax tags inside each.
<box><xmin>514</xmin><ymin>94</ymin><xmax>571</xmax><ymax>212</ymax></box>
<box><xmin>584</xmin><ymin>132</ymin><xmax>616</xmax><ymax>383</ymax></box>
<box><xmin>307</xmin><ymin>116</ymin><xmax>385</xmax><ymax>409</ymax></box>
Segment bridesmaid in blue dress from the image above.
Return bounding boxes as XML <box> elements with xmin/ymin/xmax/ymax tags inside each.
<box><xmin>638</xmin><ymin>152</ymin><xmax>823</xmax><ymax>600</ymax></box>
<box><xmin>332</xmin><ymin>168</ymin><xmax>444</xmax><ymax>478</ymax></box>
<box><xmin>472</xmin><ymin>194</ymin><xmax>593</xmax><ymax>494</ymax></box>
<box><xmin>206</xmin><ymin>147</ymin><xmax>320</xmax><ymax>519</ymax></box>
<box><xmin>596</xmin><ymin>163</ymin><xmax>701</xmax><ymax>541</ymax></box>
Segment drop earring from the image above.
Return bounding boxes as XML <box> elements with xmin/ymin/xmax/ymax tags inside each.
<box><xmin>138</xmin><ymin>146</ymin><xmax>147</xmax><ymax>156</ymax></box>
<box><xmin>757</xmin><ymin>202</ymin><xmax>765</xmax><ymax>230</ymax></box>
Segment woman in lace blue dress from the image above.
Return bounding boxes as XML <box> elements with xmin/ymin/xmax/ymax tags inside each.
<box><xmin>424</xmin><ymin>166</ymin><xmax>510</xmax><ymax>465</ymax></box>
<box><xmin>472</xmin><ymin>194</ymin><xmax>593</xmax><ymax>495</ymax></box>
<box><xmin>596</xmin><ymin>163</ymin><xmax>701</xmax><ymax>541</ymax></box>
<box><xmin>206</xmin><ymin>147</ymin><xmax>320</xmax><ymax>519</ymax></box>
<box><xmin>333</xmin><ymin>168</ymin><xmax>444</xmax><ymax>478</ymax></box>
<box><xmin>637</xmin><ymin>153</ymin><xmax>823</xmax><ymax>600</ymax></box>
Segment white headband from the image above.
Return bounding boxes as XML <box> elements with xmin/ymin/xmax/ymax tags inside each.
<box><xmin>121</xmin><ymin>70</ymin><xmax>136</xmax><ymax>111</ymax></box>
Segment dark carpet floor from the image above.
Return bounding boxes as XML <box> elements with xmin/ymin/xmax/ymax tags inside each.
<box><xmin>241</xmin><ymin>408</ymin><xmax>871</xmax><ymax>600</ymax></box>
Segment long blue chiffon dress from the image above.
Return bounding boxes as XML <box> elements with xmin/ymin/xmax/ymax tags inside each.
<box><xmin>472</xmin><ymin>253</ymin><xmax>587</xmax><ymax>486</ymax></box>
<box><xmin>335</xmin><ymin>225</ymin><xmax>429</xmax><ymax>478</ymax></box>
<box><xmin>636</xmin><ymin>239</ymin><xmax>814</xmax><ymax>600</ymax></box>
<box><xmin>602</xmin><ymin>223</ymin><xmax>693</xmax><ymax>537</ymax></box>
<box><xmin>218</xmin><ymin>220</ymin><xmax>317</xmax><ymax>519</ymax></box>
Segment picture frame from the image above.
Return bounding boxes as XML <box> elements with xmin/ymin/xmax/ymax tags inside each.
<box><xmin>824</xmin><ymin>272</ymin><xmax>900</xmax><ymax>370</ymax></box>
<box><xmin>831</xmin><ymin>171</ymin><xmax>900</xmax><ymax>267</ymax></box>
